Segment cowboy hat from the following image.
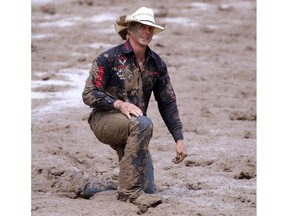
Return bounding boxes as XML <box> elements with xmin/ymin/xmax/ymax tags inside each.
<box><xmin>115</xmin><ymin>7</ymin><xmax>167</xmax><ymax>40</ymax></box>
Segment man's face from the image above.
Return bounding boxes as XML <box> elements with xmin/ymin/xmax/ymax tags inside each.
<box><xmin>130</xmin><ymin>23</ymin><xmax>154</xmax><ymax>47</ymax></box>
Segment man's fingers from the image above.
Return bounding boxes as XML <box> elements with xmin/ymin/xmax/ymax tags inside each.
<box><xmin>129</xmin><ymin>107</ymin><xmax>143</xmax><ymax>117</ymax></box>
<box><xmin>172</xmin><ymin>154</ymin><xmax>187</xmax><ymax>164</ymax></box>
<box><xmin>120</xmin><ymin>102</ymin><xmax>143</xmax><ymax>119</ymax></box>
<box><xmin>136</xmin><ymin>109</ymin><xmax>143</xmax><ymax>116</ymax></box>
<box><xmin>132</xmin><ymin>106</ymin><xmax>143</xmax><ymax>116</ymax></box>
<box><xmin>125</xmin><ymin>112</ymin><xmax>132</xmax><ymax>119</ymax></box>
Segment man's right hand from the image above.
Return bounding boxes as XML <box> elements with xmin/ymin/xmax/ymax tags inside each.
<box><xmin>114</xmin><ymin>100</ymin><xmax>143</xmax><ymax>119</ymax></box>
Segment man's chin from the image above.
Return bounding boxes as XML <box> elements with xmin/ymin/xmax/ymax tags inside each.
<box><xmin>139</xmin><ymin>40</ymin><xmax>150</xmax><ymax>46</ymax></box>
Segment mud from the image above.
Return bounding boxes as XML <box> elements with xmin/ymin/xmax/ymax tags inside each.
<box><xmin>31</xmin><ymin>0</ymin><xmax>256</xmax><ymax>215</ymax></box>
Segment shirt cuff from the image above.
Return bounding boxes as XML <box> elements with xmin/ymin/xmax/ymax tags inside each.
<box><xmin>171</xmin><ymin>128</ymin><xmax>184</xmax><ymax>142</ymax></box>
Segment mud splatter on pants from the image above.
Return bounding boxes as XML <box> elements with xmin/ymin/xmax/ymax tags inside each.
<box><xmin>88</xmin><ymin>110</ymin><xmax>154</xmax><ymax>199</ymax></box>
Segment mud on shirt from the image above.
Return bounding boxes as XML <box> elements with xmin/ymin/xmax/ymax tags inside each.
<box><xmin>82</xmin><ymin>40</ymin><xmax>183</xmax><ymax>142</ymax></box>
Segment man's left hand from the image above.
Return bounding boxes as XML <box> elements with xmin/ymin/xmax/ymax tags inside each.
<box><xmin>172</xmin><ymin>140</ymin><xmax>187</xmax><ymax>164</ymax></box>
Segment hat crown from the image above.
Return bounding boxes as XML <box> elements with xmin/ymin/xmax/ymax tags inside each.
<box><xmin>130</xmin><ymin>7</ymin><xmax>155</xmax><ymax>24</ymax></box>
<box><xmin>115</xmin><ymin>7</ymin><xmax>166</xmax><ymax>40</ymax></box>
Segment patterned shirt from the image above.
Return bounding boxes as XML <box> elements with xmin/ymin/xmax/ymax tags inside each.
<box><xmin>82</xmin><ymin>40</ymin><xmax>183</xmax><ymax>142</ymax></box>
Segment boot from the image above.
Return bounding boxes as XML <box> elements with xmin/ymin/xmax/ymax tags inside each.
<box><xmin>80</xmin><ymin>181</ymin><xmax>117</xmax><ymax>199</ymax></box>
<box><xmin>131</xmin><ymin>193</ymin><xmax>162</xmax><ymax>207</ymax></box>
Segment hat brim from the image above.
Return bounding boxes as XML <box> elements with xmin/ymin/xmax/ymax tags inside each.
<box><xmin>136</xmin><ymin>20</ymin><xmax>167</xmax><ymax>35</ymax></box>
<box><xmin>115</xmin><ymin>15</ymin><xmax>166</xmax><ymax>38</ymax></box>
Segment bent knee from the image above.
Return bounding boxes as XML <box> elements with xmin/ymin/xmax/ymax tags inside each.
<box><xmin>136</xmin><ymin>116</ymin><xmax>153</xmax><ymax>132</ymax></box>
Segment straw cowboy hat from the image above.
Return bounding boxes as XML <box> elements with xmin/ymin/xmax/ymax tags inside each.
<box><xmin>115</xmin><ymin>7</ymin><xmax>167</xmax><ymax>40</ymax></box>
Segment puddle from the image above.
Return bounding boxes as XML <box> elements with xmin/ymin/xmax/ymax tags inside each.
<box><xmin>163</xmin><ymin>17</ymin><xmax>199</xmax><ymax>27</ymax></box>
<box><xmin>190</xmin><ymin>2</ymin><xmax>215</xmax><ymax>11</ymax></box>
<box><xmin>31</xmin><ymin>68</ymin><xmax>89</xmax><ymax>116</ymax></box>
<box><xmin>32</xmin><ymin>0</ymin><xmax>54</xmax><ymax>3</ymax></box>
<box><xmin>89</xmin><ymin>43</ymin><xmax>114</xmax><ymax>49</ymax></box>
<box><xmin>38</xmin><ymin>19</ymin><xmax>75</xmax><ymax>28</ymax></box>
<box><xmin>89</xmin><ymin>14</ymin><xmax>117</xmax><ymax>23</ymax></box>
<box><xmin>32</xmin><ymin>33</ymin><xmax>53</xmax><ymax>39</ymax></box>
<box><xmin>101</xmin><ymin>28</ymin><xmax>116</xmax><ymax>34</ymax></box>
<box><xmin>36</xmin><ymin>14</ymin><xmax>117</xmax><ymax>29</ymax></box>
<box><xmin>226</xmin><ymin>1</ymin><xmax>256</xmax><ymax>9</ymax></box>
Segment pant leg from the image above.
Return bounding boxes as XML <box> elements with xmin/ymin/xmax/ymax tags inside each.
<box><xmin>88</xmin><ymin>110</ymin><xmax>129</xmax><ymax>146</ymax></box>
<box><xmin>88</xmin><ymin>111</ymin><xmax>154</xmax><ymax>197</ymax></box>
<box><xmin>117</xmin><ymin>115</ymin><xmax>154</xmax><ymax>199</ymax></box>
<box><xmin>143</xmin><ymin>151</ymin><xmax>154</xmax><ymax>194</ymax></box>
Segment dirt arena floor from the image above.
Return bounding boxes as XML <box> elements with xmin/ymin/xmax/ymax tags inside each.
<box><xmin>31</xmin><ymin>0</ymin><xmax>256</xmax><ymax>215</ymax></box>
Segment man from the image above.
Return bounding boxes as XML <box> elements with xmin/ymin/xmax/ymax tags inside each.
<box><xmin>82</xmin><ymin>7</ymin><xmax>187</xmax><ymax>208</ymax></box>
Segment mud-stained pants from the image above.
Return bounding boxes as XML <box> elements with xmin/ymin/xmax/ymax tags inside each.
<box><xmin>88</xmin><ymin>110</ymin><xmax>154</xmax><ymax>199</ymax></box>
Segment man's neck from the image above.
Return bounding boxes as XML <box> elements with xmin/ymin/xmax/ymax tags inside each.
<box><xmin>129</xmin><ymin>39</ymin><xmax>146</xmax><ymax>59</ymax></box>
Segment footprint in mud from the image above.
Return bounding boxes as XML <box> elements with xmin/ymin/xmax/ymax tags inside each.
<box><xmin>229</xmin><ymin>110</ymin><xmax>256</xmax><ymax>121</ymax></box>
<box><xmin>32</xmin><ymin>166</ymin><xmax>117</xmax><ymax>199</ymax></box>
<box><xmin>234</xmin><ymin>171</ymin><xmax>256</xmax><ymax>180</ymax></box>
<box><xmin>214</xmin><ymin>156</ymin><xmax>256</xmax><ymax>179</ymax></box>
<box><xmin>185</xmin><ymin>159</ymin><xmax>215</xmax><ymax>167</ymax></box>
<box><xmin>186</xmin><ymin>182</ymin><xmax>210</xmax><ymax>190</ymax></box>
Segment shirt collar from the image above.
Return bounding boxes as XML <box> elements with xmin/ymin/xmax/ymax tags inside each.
<box><xmin>122</xmin><ymin>40</ymin><xmax>133</xmax><ymax>54</ymax></box>
<box><xmin>122</xmin><ymin>40</ymin><xmax>156</xmax><ymax>60</ymax></box>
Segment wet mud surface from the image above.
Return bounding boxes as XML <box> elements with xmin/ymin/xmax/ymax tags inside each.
<box><xmin>31</xmin><ymin>0</ymin><xmax>256</xmax><ymax>215</ymax></box>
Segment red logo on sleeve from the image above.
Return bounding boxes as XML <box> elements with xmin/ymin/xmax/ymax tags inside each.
<box><xmin>95</xmin><ymin>66</ymin><xmax>105</xmax><ymax>88</ymax></box>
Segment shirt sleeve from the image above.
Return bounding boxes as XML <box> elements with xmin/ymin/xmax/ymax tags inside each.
<box><xmin>153</xmin><ymin>60</ymin><xmax>184</xmax><ymax>142</ymax></box>
<box><xmin>82</xmin><ymin>56</ymin><xmax>117</xmax><ymax>110</ymax></box>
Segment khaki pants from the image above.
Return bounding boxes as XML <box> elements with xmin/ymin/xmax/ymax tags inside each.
<box><xmin>88</xmin><ymin>110</ymin><xmax>155</xmax><ymax>199</ymax></box>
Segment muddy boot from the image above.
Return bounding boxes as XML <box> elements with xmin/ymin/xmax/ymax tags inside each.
<box><xmin>131</xmin><ymin>193</ymin><xmax>162</xmax><ymax>208</ymax></box>
<box><xmin>80</xmin><ymin>181</ymin><xmax>117</xmax><ymax>199</ymax></box>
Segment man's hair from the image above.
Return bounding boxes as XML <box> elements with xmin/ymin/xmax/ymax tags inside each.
<box><xmin>119</xmin><ymin>22</ymin><xmax>140</xmax><ymax>40</ymax></box>
<box><xmin>127</xmin><ymin>22</ymin><xmax>139</xmax><ymax>33</ymax></box>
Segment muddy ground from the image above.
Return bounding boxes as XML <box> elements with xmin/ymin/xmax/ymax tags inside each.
<box><xmin>31</xmin><ymin>0</ymin><xmax>256</xmax><ymax>215</ymax></box>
